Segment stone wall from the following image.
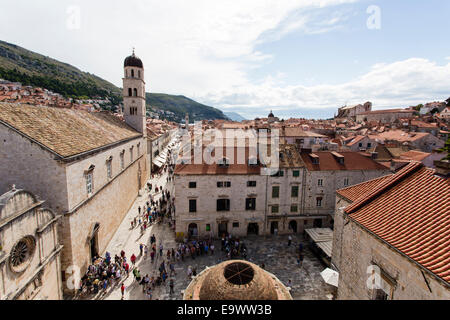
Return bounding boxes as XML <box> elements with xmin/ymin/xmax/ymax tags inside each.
<box><xmin>0</xmin><ymin>190</ymin><xmax>62</xmax><ymax>300</ymax></box>
<box><xmin>336</xmin><ymin>215</ymin><xmax>450</xmax><ymax>300</ymax></box>
<box><xmin>59</xmin><ymin>152</ymin><xmax>149</xmax><ymax>282</ymax></box>
<box><xmin>175</xmin><ymin>174</ymin><xmax>267</xmax><ymax>239</ymax></box>
<box><xmin>0</xmin><ymin>125</ymin><xmax>69</xmax><ymax>211</ymax></box>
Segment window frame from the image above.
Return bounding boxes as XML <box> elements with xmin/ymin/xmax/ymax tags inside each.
<box><xmin>272</xmin><ymin>185</ymin><xmax>280</xmax><ymax>198</ymax></box>
<box><xmin>189</xmin><ymin>199</ymin><xmax>197</xmax><ymax>213</ymax></box>
<box><xmin>217</xmin><ymin>199</ymin><xmax>231</xmax><ymax>212</ymax></box>
<box><xmin>245</xmin><ymin>198</ymin><xmax>256</xmax><ymax>211</ymax></box>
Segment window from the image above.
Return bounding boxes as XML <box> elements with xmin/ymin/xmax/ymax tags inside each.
<box><xmin>293</xmin><ymin>170</ymin><xmax>300</xmax><ymax>177</ymax></box>
<box><xmin>232</xmin><ymin>222</ymin><xmax>239</xmax><ymax>228</ymax></box>
<box><xmin>133</xmin><ymin>88</ymin><xmax>138</xmax><ymax>97</ymax></box>
<box><xmin>271</xmin><ymin>205</ymin><xmax>279</xmax><ymax>213</ymax></box>
<box><xmin>344</xmin><ymin>178</ymin><xmax>349</xmax><ymax>187</ymax></box>
<box><xmin>316</xmin><ymin>197</ymin><xmax>323</xmax><ymax>207</ymax></box>
<box><xmin>106</xmin><ymin>160</ymin><xmax>112</xmax><ymax>179</ymax></box>
<box><xmin>138</xmin><ymin>70</ymin><xmax>141</xmax><ymax>78</ymax></box>
<box><xmin>367</xmin><ymin>143</ymin><xmax>372</xmax><ymax>148</ymax></box>
<box><xmin>128</xmin><ymin>88</ymin><xmax>132</xmax><ymax>97</ymax></box>
<box><xmin>217</xmin><ymin>199</ymin><xmax>230</xmax><ymax>211</ymax></box>
<box><xmin>137</xmin><ymin>144</ymin><xmax>140</xmax><ymax>156</ymax></box>
<box><xmin>291</xmin><ymin>186</ymin><xmax>299</xmax><ymax>198</ymax></box>
<box><xmin>217</xmin><ymin>181</ymin><xmax>231</xmax><ymax>188</ymax></box>
<box><xmin>189</xmin><ymin>200</ymin><xmax>197</xmax><ymax>213</ymax></box>
<box><xmin>359</xmin><ymin>143</ymin><xmax>363</xmax><ymax>148</ymax></box>
<box><xmin>245</xmin><ymin>198</ymin><xmax>256</xmax><ymax>211</ymax></box>
<box><xmin>120</xmin><ymin>152</ymin><xmax>125</xmax><ymax>169</ymax></box>
<box><xmin>247</xmin><ymin>181</ymin><xmax>257</xmax><ymax>187</ymax></box>
<box><xmin>131</xmin><ymin>69</ymin><xmax>135</xmax><ymax>77</ymax></box>
<box><xmin>130</xmin><ymin>147</ymin><xmax>134</xmax><ymax>162</ymax></box>
<box><xmin>189</xmin><ymin>182</ymin><xmax>197</xmax><ymax>188</ymax></box>
<box><xmin>290</xmin><ymin>205</ymin><xmax>298</xmax><ymax>213</ymax></box>
<box><xmin>272</xmin><ymin>186</ymin><xmax>280</xmax><ymax>198</ymax></box>
<box><xmin>318</xmin><ymin>179</ymin><xmax>323</xmax><ymax>187</ymax></box>
<box><xmin>86</xmin><ymin>172</ymin><xmax>94</xmax><ymax>195</ymax></box>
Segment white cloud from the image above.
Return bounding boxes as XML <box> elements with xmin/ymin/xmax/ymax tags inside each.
<box><xmin>0</xmin><ymin>0</ymin><xmax>358</xmax><ymax>97</ymax></box>
<box><xmin>198</xmin><ymin>58</ymin><xmax>450</xmax><ymax>119</ymax></box>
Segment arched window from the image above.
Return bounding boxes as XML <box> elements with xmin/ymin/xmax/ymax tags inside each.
<box><xmin>125</xmin><ymin>70</ymin><xmax>128</xmax><ymax>78</ymax></box>
<box><xmin>138</xmin><ymin>70</ymin><xmax>141</xmax><ymax>78</ymax></box>
<box><xmin>131</xmin><ymin>69</ymin><xmax>135</xmax><ymax>78</ymax></box>
<box><xmin>133</xmin><ymin>88</ymin><xmax>138</xmax><ymax>97</ymax></box>
<box><xmin>128</xmin><ymin>88</ymin><xmax>132</xmax><ymax>97</ymax></box>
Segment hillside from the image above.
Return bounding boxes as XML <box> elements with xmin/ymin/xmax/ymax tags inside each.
<box><xmin>147</xmin><ymin>93</ymin><xmax>228</xmax><ymax>122</ymax></box>
<box><xmin>0</xmin><ymin>40</ymin><xmax>228</xmax><ymax>122</ymax></box>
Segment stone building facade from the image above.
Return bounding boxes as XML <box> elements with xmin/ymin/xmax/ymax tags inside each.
<box><xmin>0</xmin><ymin>188</ymin><xmax>63</xmax><ymax>300</ymax></box>
<box><xmin>174</xmin><ymin>145</ymin><xmax>390</xmax><ymax>239</ymax></box>
<box><xmin>332</xmin><ymin>162</ymin><xmax>450</xmax><ymax>300</ymax></box>
<box><xmin>0</xmin><ymin>52</ymin><xmax>151</xmax><ymax>295</ymax></box>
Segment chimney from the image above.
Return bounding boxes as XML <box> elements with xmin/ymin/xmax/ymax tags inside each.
<box><xmin>434</xmin><ymin>160</ymin><xmax>450</xmax><ymax>177</ymax></box>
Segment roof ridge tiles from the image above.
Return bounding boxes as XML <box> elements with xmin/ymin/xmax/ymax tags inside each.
<box><xmin>345</xmin><ymin>161</ymin><xmax>423</xmax><ymax>214</ymax></box>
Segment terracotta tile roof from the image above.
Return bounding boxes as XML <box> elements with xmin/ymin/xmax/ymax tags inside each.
<box><xmin>375</xmin><ymin>130</ymin><xmax>430</xmax><ymax>142</ymax></box>
<box><xmin>399</xmin><ymin>150</ymin><xmax>431</xmax><ymax>162</ymax></box>
<box><xmin>344</xmin><ymin>162</ymin><xmax>450</xmax><ymax>283</ymax></box>
<box><xmin>346</xmin><ymin>135</ymin><xmax>365</xmax><ymax>146</ymax></box>
<box><xmin>337</xmin><ymin>175</ymin><xmax>393</xmax><ymax>202</ymax></box>
<box><xmin>300</xmin><ymin>151</ymin><xmax>388</xmax><ymax>171</ymax></box>
<box><xmin>174</xmin><ymin>146</ymin><xmax>264</xmax><ymax>176</ymax></box>
<box><xmin>358</xmin><ymin>109</ymin><xmax>414</xmax><ymax>116</ymax></box>
<box><xmin>0</xmin><ymin>102</ymin><xmax>141</xmax><ymax>158</ymax></box>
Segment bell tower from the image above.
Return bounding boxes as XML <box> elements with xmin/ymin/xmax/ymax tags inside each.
<box><xmin>123</xmin><ymin>49</ymin><xmax>147</xmax><ymax>137</ymax></box>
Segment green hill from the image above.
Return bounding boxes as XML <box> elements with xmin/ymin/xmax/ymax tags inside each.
<box><xmin>0</xmin><ymin>40</ymin><xmax>228</xmax><ymax>122</ymax></box>
<box><xmin>146</xmin><ymin>93</ymin><xmax>228</xmax><ymax>122</ymax></box>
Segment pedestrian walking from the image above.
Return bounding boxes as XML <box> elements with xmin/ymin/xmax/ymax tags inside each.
<box><xmin>121</xmin><ymin>284</ymin><xmax>125</xmax><ymax>299</ymax></box>
<box><xmin>169</xmin><ymin>278</ymin><xmax>175</xmax><ymax>295</ymax></box>
<box><xmin>288</xmin><ymin>235</ymin><xmax>292</xmax><ymax>247</ymax></box>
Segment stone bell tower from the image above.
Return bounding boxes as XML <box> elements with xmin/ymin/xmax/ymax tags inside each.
<box><xmin>123</xmin><ymin>49</ymin><xmax>147</xmax><ymax>137</ymax></box>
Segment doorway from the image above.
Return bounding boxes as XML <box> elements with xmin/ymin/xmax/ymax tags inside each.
<box><xmin>218</xmin><ymin>221</ymin><xmax>228</xmax><ymax>237</ymax></box>
<box><xmin>289</xmin><ymin>220</ymin><xmax>298</xmax><ymax>233</ymax></box>
<box><xmin>90</xmin><ymin>223</ymin><xmax>100</xmax><ymax>262</ymax></box>
<box><xmin>188</xmin><ymin>223</ymin><xmax>198</xmax><ymax>238</ymax></box>
<box><xmin>247</xmin><ymin>223</ymin><xmax>259</xmax><ymax>235</ymax></box>
<box><xmin>270</xmin><ymin>221</ymin><xmax>278</xmax><ymax>235</ymax></box>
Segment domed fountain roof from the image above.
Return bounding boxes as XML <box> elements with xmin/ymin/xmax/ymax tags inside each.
<box><xmin>184</xmin><ymin>260</ymin><xmax>292</xmax><ymax>300</ymax></box>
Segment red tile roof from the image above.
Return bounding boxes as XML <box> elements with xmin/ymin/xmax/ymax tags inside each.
<box><xmin>300</xmin><ymin>151</ymin><xmax>388</xmax><ymax>171</ymax></box>
<box><xmin>343</xmin><ymin>162</ymin><xmax>450</xmax><ymax>283</ymax></box>
<box><xmin>337</xmin><ymin>175</ymin><xmax>393</xmax><ymax>202</ymax></box>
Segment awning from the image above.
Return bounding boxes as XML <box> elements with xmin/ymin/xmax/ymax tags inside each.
<box><xmin>305</xmin><ymin>228</ymin><xmax>334</xmax><ymax>258</ymax></box>
<box><xmin>152</xmin><ymin>158</ymin><xmax>164</xmax><ymax>168</ymax></box>
<box><xmin>305</xmin><ymin>228</ymin><xmax>333</xmax><ymax>243</ymax></box>
<box><xmin>316</xmin><ymin>241</ymin><xmax>333</xmax><ymax>258</ymax></box>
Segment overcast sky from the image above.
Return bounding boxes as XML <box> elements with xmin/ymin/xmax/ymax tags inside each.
<box><xmin>1</xmin><ymin>0</ymin><xmax>449</xmax><ymax>119</ymax></box>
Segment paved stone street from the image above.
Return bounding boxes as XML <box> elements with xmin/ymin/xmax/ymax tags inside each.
<box><xmin>76</xmin><ymin>138</ymin><xmax>334</xmax><ymax>301</ymax></box>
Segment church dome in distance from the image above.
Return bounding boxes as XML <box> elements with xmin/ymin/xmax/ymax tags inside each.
<box><xmin>124</xmin><ymin>50</ymin><xmax>143</xmax><ymax>68</ymax></box>
<box><xmin>183</xmin><ymin>260</ymin><xmax>292</xmax><ymax>300</ymax></box>
<box><xmin>268</xmin><ymin>110</ymin><xmax>275</xmax><ymax>118</ymax></box>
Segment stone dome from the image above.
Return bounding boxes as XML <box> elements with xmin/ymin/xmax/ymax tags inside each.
<box><xmin>268</xmin><ymin>110</ymin><xmax>275</xmax><ymax>118</ymax></box>
<box><xmin>124</xmin><ymin>51</ymin><xmax>143</xmax><ymax>68</ymax></box>
<box><xmin>184</xmin><ymin>260</ymin><xmax>292</xmax><ymax>300</ymax></box>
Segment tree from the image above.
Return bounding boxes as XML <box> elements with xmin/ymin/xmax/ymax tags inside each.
<box><xmin>446</xmin><ymin>97</ymin><xmax>450</xmax><ymax>106</ymax></box>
